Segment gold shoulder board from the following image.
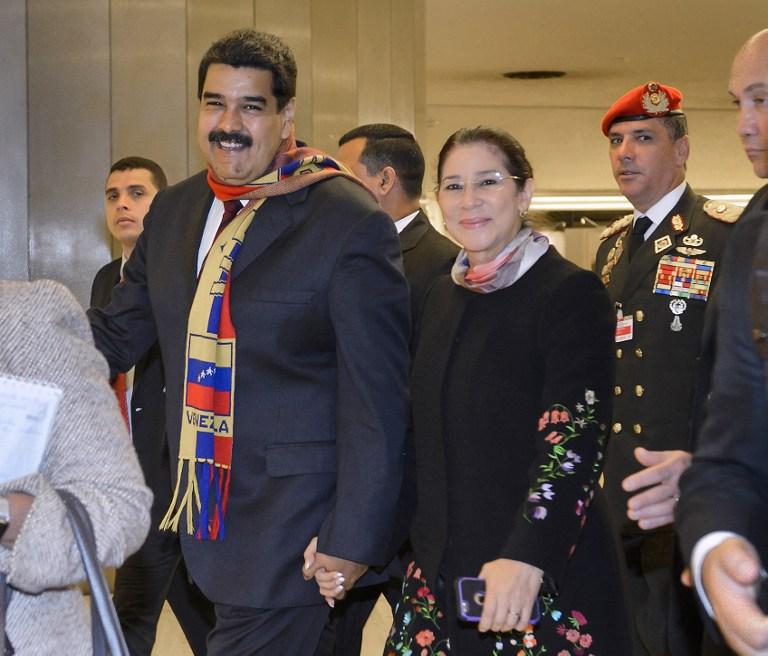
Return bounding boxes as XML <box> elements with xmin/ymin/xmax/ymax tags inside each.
<box><xmin>703</xmin><ymin>199</ymin><xmax>743</xmax><ymax>224</ymax></box>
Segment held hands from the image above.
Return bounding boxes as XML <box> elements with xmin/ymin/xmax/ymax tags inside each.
<box><xmin>302</xmin><ymin>536</ymin><xmax>368</xmax><ymax>607</ymax></box>
<box><xmin>702</xmin><ymin>537</ymin><xmax>768</xmax><ymax>655</ymax></box>
<box><xmin>477</xmin><ymin>559</ymin><xmax>543</xmax><ymax>634</ymax></box>
<box><xmin>622</xmin><ymin>447</ymin><xmax>691</xmax><ymax>530</ymax></box>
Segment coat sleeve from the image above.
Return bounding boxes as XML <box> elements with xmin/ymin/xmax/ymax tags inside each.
<box><xmin>677</xmin><ymin>211</ymin><xmax>768</xmax><ymax>564</ymax></box>
<box><xmin>0</xmin><ymin>280</ymin><xmax>152</xmax><ymax>593</ymax></box>
<box><xmin>317</xmin><ymin>210</ymin><xmax>411</xmax><ymax>566</ymax></box>
<box><xmin>500</xmin><ymin>269</ymin><xmax>615</xmax><ymax>591</ymax></box>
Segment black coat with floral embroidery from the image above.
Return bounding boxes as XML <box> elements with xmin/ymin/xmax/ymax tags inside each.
<box><xmin>408</xmin><ymin>247</ymin><xmax>631</xmax><ymax>655</ymax></box>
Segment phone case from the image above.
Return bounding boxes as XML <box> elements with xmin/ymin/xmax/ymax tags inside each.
<box><xmin>455</xmin><ymin>577</ymin><xmax>541</xmax><ymax>625</ymax></box>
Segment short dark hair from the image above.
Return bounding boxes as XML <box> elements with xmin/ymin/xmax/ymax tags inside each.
<box><xmin>109</xmin><ymin>156</ymin><xmax>167</xmax><ymax>191</ymax></box>
<box><xmin>661</xmin><ymin>114</ymin><xmax>688</xmax><ymax>141</ymax></box>
<box><xmin>198</xmin><ymin>29</ymin><xmax>297</xmax><ymax>111</ymax></box>
<box><xmin>437</xmin><ymin>126</ymin><xmax>533</xmax><ymax>190</ymax></box>
<box><xmin>339</xmin><ymin>124</ymin><xmax>425</xmax><ymax>199</ymax></box>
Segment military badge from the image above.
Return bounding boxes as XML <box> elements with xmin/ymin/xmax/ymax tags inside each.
<box><xmin>642</xmin><ymin>82</ymin><xmax>670</xmax><ymax>114</ymax></box>
<box><xmin>653</xmin><ymin>255</ymin><xmax>715</xmax><ymax>301</ymax></box>
<box><xmin>654</xmin><ymin>235</ymin><xmax>672</xmax><ymax>254</ymax></box>
<box><xmin>676</xmin><ymin>233</ymin><xmax>706</xmax><ymax>256</ymax></box>
<box><xmin>671</xmin><ymin>214</ymin><xmax>685</xmax><ymax>232</ymax></box>
<box><xmin>669</xmin><ymin>298</ymin><xmax>687</xmax><ymax>332</ymax></box>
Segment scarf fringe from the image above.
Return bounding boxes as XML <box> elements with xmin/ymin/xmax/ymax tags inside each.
<box><xmin>160</xmin><ymin>458</ymin><xmax>230</xmax><ymax>538</ymax></box>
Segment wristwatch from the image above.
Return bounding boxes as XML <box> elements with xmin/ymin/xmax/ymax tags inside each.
<box><xmin>0</xmin><ymin>496</ymin><xmax>10</xmax><ymax>541</ymax></box>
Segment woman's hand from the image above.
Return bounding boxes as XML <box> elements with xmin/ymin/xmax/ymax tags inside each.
<box><xmin>477</xmin><ymin>559</ymin><xmax>543</xmax><ymax>633</ymax></box>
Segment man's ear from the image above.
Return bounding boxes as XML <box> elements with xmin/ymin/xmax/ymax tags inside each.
<box><xmin>280</xmin><ymin>98</ymin><xmax>296</xmax><ymax>139</ymax></box>
<box><xmin>380</xmin><ymin>166</ymin><xmax>397</xmax><ymax>195</ymax></box>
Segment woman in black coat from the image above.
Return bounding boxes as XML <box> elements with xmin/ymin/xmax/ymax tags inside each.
<box><xmin>384</xmin><ymin>127</ymin><xmax>630</xmax><ymax>655</ymax></box>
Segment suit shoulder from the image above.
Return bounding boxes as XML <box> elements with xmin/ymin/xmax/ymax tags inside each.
<box><xmin>421</xmin><ymin>223</ymin><xmax>460</xmax><ymax>256</ymax></box>
<box><xmin>600</xmin><ymin>213</ymin><xmax>633</xmax><ymax>240</ymax></box>
<box><xmin>702</xmin><ymin>199</ymin><xmax>743</xmax><ymax>224</ymax></box>
<box><xmin>93</xmin><ymin>258</ymin><xmax>121</xmax><ymax>282</ymax></box>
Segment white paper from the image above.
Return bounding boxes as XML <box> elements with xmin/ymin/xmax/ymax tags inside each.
<box><xmin>0</xmin><ymin>374</ymin><xmax>62</xmax><ymax>483</ymax></box>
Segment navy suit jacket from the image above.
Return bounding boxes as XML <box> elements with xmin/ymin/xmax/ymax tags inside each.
<box><xmin>90</xmin><ymin>259</ymin><xmax>171</xmax><ymax>526</ymax></box>
<box><xmin>677</xmin><ymin>185</ymin><xmax>768</xmax><ymax>562</ymax></box>
<box><xmin>89</xmin><ymin>171</ymin><xmax>411</xmax><ymax>607</ymax></box>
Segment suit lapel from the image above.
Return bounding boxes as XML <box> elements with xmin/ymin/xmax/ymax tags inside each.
<box><xmin>421</xmin><ymin>282</ymin><xmax>470</xmax><ymax>394</ymax></box>
<box><xmin>178</xmin><ymin>179</ymin><xmax>215</xmax><ymax>310</ymax></box>
<box><xmin>231</xmin><ymin>194</ymin><xmax>300</xmax><ymax>278</ymax></box>
<box><xmin>398</xmin><ymin>211</ymin><xmax>430</xmax><ymax>254</ymax></box>
<box><xmin>621</xmin><ymin>185</ymin><xmax>697</xmax><ymax>300</ymax></box>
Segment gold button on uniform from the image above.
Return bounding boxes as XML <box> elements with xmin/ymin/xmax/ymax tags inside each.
<box><xmin>635</xmin><ymin>348</ymin><xmax>643</xmax><ymax>358</ymax></box>
<box><xmin>617</xmin><ymin>348</ymin><xmax>623</xmax><ymax>359</ymax></box>
<box><xmin>614</xmin><ymin>386</ymin><xmax>622</xmax><ymax>396</ymax></box>
<box><xmin>612</xmin><ymin>422</ymin><xmax>622</xmax><ymax>434</ymax></box>
<box><xmin>635</xmin><ymin>385</ymin><xmax>644</xmax><ymax>397</ymax></box>
<box><xmin>635</xmin><ymin>310</ymin><xmax>644</xmax><ymax>322</ymax></box>
<box><xmin>633</xmin><ymin>424</ymin><xmax>642</xmax><ymax>434</ymax></box>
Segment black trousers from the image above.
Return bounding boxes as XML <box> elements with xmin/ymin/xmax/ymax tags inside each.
<box><xmin>208</xmin><ymin>602</ymin><xmax>330</xmax><ymax>656</ymax></box>
<box><xmin>623</xmin><ymin>532</ymin><xmax>733</xmax><ymax>656</ymax></box>
<box><xmin>113</xmin><ymin>528</ymin><xmax>215</xmax><ymax>656</ymax></box>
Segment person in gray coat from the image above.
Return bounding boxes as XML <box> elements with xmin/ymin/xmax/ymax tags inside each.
<box><xmin>0</xmin><ymin>279</ymin><xmax>152</xmax><ymax>655</ymax></box>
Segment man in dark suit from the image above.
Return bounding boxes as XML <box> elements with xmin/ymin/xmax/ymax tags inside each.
<box><xmin>91</xmin><ymin>156</ymin><xmax>214</xmax><ymax>655</ymax></box>
<box><xmin>594</xmin><ymin>82</ymin><xmax>739</xmax><ymax>655</ymax></box>
<box><xmin>317</xmin><ymin>124</ymin><xmax>458</xmax><ymax>655</ymax></box>
<box><xmin>677</xmin><ymin>28</ymin><xmax>768</xmax><ymax>655</ymax></box>
<box><xmin>338</xmin><ymin>124</ymin><xmax>459</xmax><ymax>330</ymax></box>
<box><xmin>88</xmin><ymin>30</ymin><xmax>410</xmax><ymax>656</ymax></box>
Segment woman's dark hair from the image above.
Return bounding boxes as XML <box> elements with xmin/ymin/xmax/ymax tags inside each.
<box><xmin>437</xmin><ymin>126</ymin><xmax>533</xmax><ymax>190</ymax></box>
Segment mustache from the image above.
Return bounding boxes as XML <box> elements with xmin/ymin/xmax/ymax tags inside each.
<box><xmin>208</xmin><ymin>130</ymin><xmax>253</xmax><ymax>147</ymax></box>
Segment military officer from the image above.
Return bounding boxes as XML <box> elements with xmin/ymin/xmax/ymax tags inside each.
<box><xmin>595</xmin><ymin>81</ymin><xmax>740</xmax><ymax>656</ymax></box>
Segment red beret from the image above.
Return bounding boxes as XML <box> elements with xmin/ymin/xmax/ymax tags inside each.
<box><xmin>601</xmin><ymin>81</ymin><xmax>684</xmax><ymax>136</ymax></box>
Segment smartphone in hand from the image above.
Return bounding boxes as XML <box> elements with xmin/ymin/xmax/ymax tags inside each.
<box><xmin>455</xmin><ymin>576</ymin><xmax>541</xmax><ymax>624</ymax></box>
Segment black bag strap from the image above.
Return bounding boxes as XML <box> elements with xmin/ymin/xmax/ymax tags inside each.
<box><xmin>0</xmin><ymin>573</ymin><xmax>14</xmax><ymax>655</ymax></box>
<box><xmin>56</xmin><ymin>489</ymin><xmax>129</xmax><ymax>656</ymax></box>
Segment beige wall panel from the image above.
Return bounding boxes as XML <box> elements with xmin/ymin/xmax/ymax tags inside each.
<box><xmin>110</xmin><ymin>0</ymin><xmax>188</xmax><ymax>186</ymax></box>
<box><xmin>186</xmin><ymin>0</ymin><xmax>254</xmax><ymax>175</ymax></box>
<box><xmin>388</xmin><ymin>0</ymin><xmax>423</xmax><ymax>135</ymax></box>
<box><xmin>253</xmin><ymin>0</ymin><xmax>313</xmax><ymax>144</ymax></box>
<box><xmin>357</xmin><ymin>0</ymin><xmax>392</xmax><ymax>126</ymax></box>
<box><xmin>310</xmin><ymin>0</ymin><xmax>358</xmax><ymax>153</ymax></box>
<box><xmin>27</xmin><ymin>0</ymin><xmax>112</xmax><ymax>305</ymax></box>
<box><xmin>0</xmin><ymin>0</ymin><xmax>29</xmax><ymax>280</ymax></box>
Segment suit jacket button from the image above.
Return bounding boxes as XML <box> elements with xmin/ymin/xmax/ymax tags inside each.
<box><xmin>616</xmin><ymin>348</ymin><xmax>623</xmax><ymax>359</ymax></box>
<box><xmin>633</xmin><ymin>423</ymin><xmax>642</xmax><ymax>434</ymax></box>
<box><xmin>612</xmin><ymin>422</ymin><xmax>622</xmax><ymax>434</ymax></box>
<box><xmin>635</xmin><ymin>348</ymin><xmax>643</xmax><ymax>358</ymax></box>
<box><xmin>635</xmin><ymin>310</ymin><xmax>644</xmax><ymax>322</ymax></box>
<box><xmin>635</xmin><ymin>385</ymin><xmax>644</xmax><ymax>397</ymax></box>
<box><xmin>614</xmin><ymin>386</ymin><xmax>622</xmax><ymax>396</ymax></box>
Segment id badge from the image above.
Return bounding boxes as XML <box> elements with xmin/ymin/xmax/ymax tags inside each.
<box><xmin>615</xmin><ymin>315</ymin><xmax>634</xmax><ymax>342</ymax></box>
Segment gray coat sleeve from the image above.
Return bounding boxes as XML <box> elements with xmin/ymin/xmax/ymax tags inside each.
<box><xmin>0</xmin><ymin>279</ymin><xmax>152</xmax><ymax>593</ymax></box>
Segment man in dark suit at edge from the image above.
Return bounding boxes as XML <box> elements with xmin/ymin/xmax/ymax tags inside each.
<box><xmin>91</xmin><ymin>156</ymin><xmax>214</xmax><ymax>656</ymax></box>
<box><xmin>594</xmin><ymin>82</ymin><xmax>740</xmax><ymax>655</ymax></box>
<box><xmin>677</xmin><ymin>28</ymin><xmax>768</xmax><ymax>656</ymax></box>
<box><xmin>88</xmin><ymin>30</ymin><xmax>410</xmax><ymax>656</ymax></box>
<box><xmin>318</xmin><ymin>124</ymin><xmax>458</xmax><ymax>655</ymax></box>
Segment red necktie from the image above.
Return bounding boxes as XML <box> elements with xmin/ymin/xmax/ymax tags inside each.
<box><xmin>112</xmin><ymin>373</ymin><xmax>130</xmax><ymax>428</ymax></box>
<box><xmin>216</xmin><ymin>200</ymin><xmax>243</xmax><ymax>238</ymax></box>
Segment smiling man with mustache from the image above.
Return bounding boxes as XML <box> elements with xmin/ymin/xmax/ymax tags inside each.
<box><xmin>594</xmin><ymin>82</ymin><xmax>739</xmax><ymax>656</ymax></box>
<box><xmin>88</xmin><ymin>29</ymin><xmax>410</xmax><ymax>656</ymax></box>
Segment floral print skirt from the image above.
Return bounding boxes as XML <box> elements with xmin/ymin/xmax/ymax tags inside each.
<box><xmin>384</xmin><ymin>561</ymin><xmax>602</xmax><ymax>656</ymax></box>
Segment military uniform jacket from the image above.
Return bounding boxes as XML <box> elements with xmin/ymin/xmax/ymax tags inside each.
<box><xmin>594</xmin><ymin>184</ymin><xmax>737</xmax><ymax>534</ymax></box>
